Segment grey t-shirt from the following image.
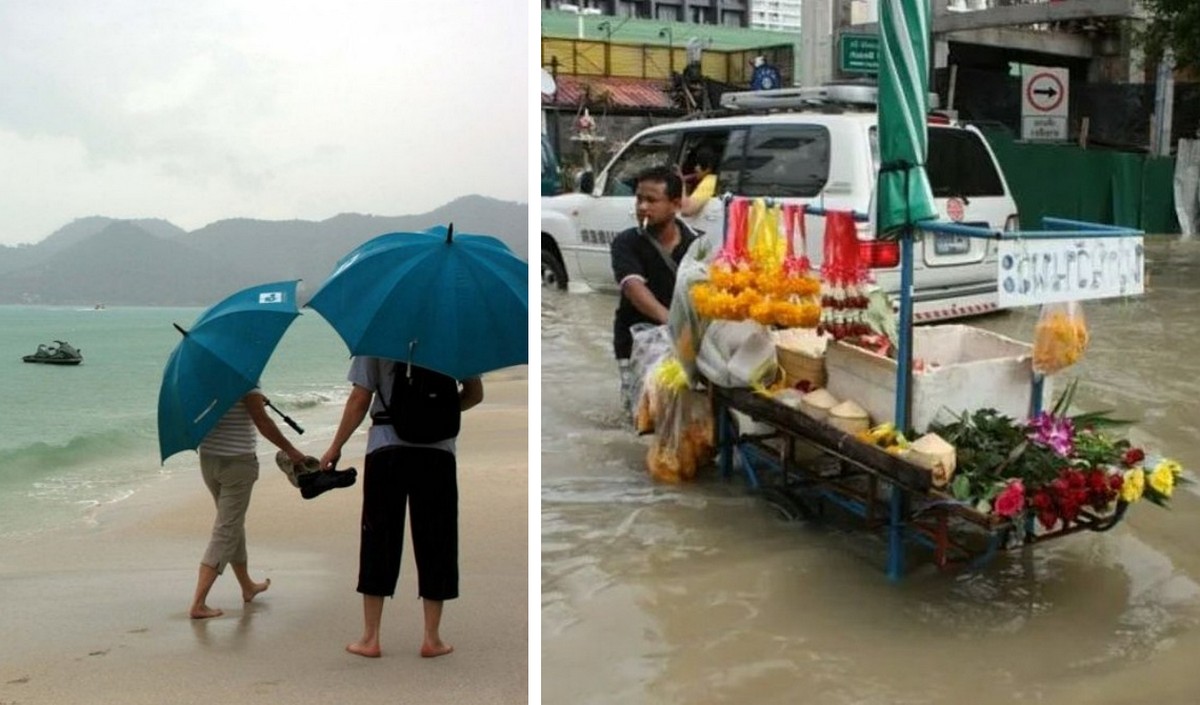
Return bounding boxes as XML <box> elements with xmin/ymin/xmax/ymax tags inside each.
<box><xmin>349</xmin><ymin>356</ymin><xmax>457</xmax><ymax>456</ymax></box>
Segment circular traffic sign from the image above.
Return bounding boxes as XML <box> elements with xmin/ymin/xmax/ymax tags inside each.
<box><xmin>1026</xmin><ymin>72</ymin><xmax>1065</xmax><ymax>113</ymax></box>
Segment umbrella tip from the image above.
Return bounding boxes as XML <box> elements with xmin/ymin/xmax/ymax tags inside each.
<box><xmin>173</xmin><ymin>322</ymin><xmax>188</xmax><ymax>337</ymax></box>
<box><xmin>445</xmin><ymin>223</ymin><xmax>453</xmax><ymax>245</ymax></box>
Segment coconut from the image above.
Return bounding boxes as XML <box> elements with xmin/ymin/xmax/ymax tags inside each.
<box><xmin>800</xmin><ymin>388</ymin><xmax>839</xmax><ymax>421</ymax></box>
<box><xmin>905</xmin><ymin>432</ymin><xmax>957</xmax><ymax>487</ymax></box>
<box><xmin>828</xmin><ymin>399</ymin><xmax>870</xmax><ymax>435</ymax></box>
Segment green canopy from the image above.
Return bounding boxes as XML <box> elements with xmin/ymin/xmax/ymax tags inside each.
<box><xmin>876</xmin><ymin>0</ymin><xmax>937</xmax><ymax>236</ymax></box>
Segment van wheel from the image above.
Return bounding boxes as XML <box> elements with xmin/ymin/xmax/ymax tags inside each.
<box><xmin>542</xmin><ymin>250</ymin><xmax>568</xmax><ymax>290</ymax></box>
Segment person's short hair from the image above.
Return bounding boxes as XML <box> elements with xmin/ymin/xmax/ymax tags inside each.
<box><xmin>693</xmin><ymin>148</ymin><xmax>717</xmax><ymax>172</ymax></box>
<box><xmin>635</xmin><ymin>165</ymin><xmax>683</xmax><ymax>200</ymax></box>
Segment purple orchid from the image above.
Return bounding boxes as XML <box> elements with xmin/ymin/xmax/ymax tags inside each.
<box><xmin>1027</xmin><ymin>411</ymin><xmax>1075</xmax><ymax>457</ymax></box>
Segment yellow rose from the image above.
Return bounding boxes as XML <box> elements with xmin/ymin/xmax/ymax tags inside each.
<box><xmin>1149</xmin><ymin>464</ymin><xmax>1175</xmax><ymax>498</ymax></box>
<box><xmin>1156</xmin><ymin>459</ymin><xmax>1182</xmax><ymax>477</ymax></box>
<box><xmin>1121</xmin><ymin>468</ymin><xmax>1145</xmax><ymax>503</ymax></box>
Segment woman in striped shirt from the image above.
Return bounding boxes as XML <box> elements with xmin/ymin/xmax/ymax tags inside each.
<box><xmin>189</xmin><ymin>389</ymin><xmax>306</xmax><ymax>620</ymax></box>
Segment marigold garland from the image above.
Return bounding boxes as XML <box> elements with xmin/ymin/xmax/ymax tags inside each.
<box><xmin>690</xmin><ymin>198</ymin><xmax>822</xmax><ymax>329</ymax></box>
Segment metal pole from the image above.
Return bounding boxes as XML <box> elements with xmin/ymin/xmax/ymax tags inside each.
<box><xmin>1153</xmin><ymin>49</ymin><xmax>1175</xmax><ymax>157</ymax></box>
<box><xmin>895</xmin><ymin>238</ymin><xmax>914</xmax><ymax>432</ymax></box>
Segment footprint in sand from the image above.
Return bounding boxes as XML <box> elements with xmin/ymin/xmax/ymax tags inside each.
<box><xmin>88</xmin><ymin>648</ymin><xmax>109</xmax><ymax>657</ymax></box>
<box><xmin>127</xmin><ymin>627</ymin><xmax>149</xmax><ymax>634</ymax></box>
<box><xmin>6</xmin><ymin>675</ymin><xmax>30</xmax><ymax>684</ymax></box>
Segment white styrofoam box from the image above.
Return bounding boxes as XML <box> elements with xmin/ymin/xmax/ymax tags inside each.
<box><xmin>824</xmin><ymin>325</ymin><xmax>1044</xmax><ymax>433</ymax></box>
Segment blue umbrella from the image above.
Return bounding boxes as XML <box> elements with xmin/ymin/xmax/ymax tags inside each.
<box><xmin>307</xmin><ymin>224</ymin><xmax>528</xmax><ymax>380</ymax></box>
<box><xmin>158</xmin><ymin>280</ymin><xmax>302</xmax><ymax>463</ymax></box>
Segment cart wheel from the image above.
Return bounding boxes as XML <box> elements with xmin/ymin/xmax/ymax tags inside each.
<box><xmin>760</xmin><ymin>486</ymin><xmax>813</xmax><ymax>522</ymax></box>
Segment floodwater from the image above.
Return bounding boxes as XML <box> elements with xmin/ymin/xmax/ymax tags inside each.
<box><xmin>541</xmin><ymin>237</ymin><xmax>1200</xmax><ymax>704</ymax></box>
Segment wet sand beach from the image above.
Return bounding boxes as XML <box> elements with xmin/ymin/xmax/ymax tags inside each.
<box><xmin>0</xmin><ymin>373</ymin><xmax>528</xmax><ymax>705</ymax></box>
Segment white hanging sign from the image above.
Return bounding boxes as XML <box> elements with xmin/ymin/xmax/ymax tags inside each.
<box><xmin>996</xmin><ymin>236</ymin><xmax>1145</xmax><ymax>307</ymax></box>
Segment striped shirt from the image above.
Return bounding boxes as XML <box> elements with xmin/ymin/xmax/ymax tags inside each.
<box><xmin>198</xmin><ymin>390</ymin><xmax>261</xmax><ymax>456</ymax></box>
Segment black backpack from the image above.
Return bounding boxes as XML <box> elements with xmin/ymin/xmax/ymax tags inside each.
<box><xmin>378</xmin><ymin>363</ymin><xmax>461</xmax><ymax>443</ymax></box>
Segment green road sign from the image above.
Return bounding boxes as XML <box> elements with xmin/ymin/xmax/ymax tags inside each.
<box><xmin>840</xmin><ymin>33</ymin><xmax>879</xmax><ymax>74</ymax></box>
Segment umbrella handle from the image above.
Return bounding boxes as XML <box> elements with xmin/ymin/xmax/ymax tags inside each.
<box><xmin>265</xmin><ymin>398</ymin><xmax>305</xmax><ymax>435</ymax></box>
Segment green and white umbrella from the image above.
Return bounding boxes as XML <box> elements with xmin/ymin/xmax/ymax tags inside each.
<box><xmin>876</xmin><ymin>0</ymin><xmax>937</xmax><ymax>236</ymax></box>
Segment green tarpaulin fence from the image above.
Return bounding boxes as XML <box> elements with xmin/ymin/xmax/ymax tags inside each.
<box><xmin>979</xmin><ymin>127</ymin><xmax>1179</xmax><ymax>235</ymax></box>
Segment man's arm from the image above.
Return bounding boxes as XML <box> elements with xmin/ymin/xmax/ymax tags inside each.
<box><xmin>621</xmin><ymin>278</ymin><xmax>669</xmax><ymax>324</ymax></box>
<box><xmin>243</xmin><ymin>393</ymin><xmax>306</xmax><ymax>465</ymax></box>
<box><xmin>320</xmin><ymin>384</ymin><xmax>373</xmax><ymax>470</ymax></box>
<box><xmin>460</xmin><ymin>378</ymin><xmax>484</xmax><ymax>411</ymax></box>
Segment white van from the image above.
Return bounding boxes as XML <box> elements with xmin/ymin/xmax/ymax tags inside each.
<box><xmin>540</xmin><ymin>85</ymin><xmax>1020</xmax><ymax>321</ymax></box>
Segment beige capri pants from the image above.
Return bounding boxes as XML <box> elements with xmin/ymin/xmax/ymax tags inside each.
<box><xmin>199</xmin><ymin>452</ymin><xmax>260</xmax><ymax>573</ymax></box>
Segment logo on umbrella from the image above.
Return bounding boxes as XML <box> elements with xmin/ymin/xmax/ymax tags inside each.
<box><xmin>259</xmin><ymin>292</ymin><xmax>284</xmax><ymax>304</ymax></box>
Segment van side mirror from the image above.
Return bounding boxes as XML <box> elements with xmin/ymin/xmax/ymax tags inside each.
<box><xmin>578</xmin><ymin>171</ymin><xmax>595</xmax><ymax>194</ymax></box>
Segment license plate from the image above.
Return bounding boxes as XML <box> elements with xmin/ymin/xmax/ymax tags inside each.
<box><xmin>933</xmin><ymin>234</ymin><xmax>970</xmax><ymax>255</ymax></box>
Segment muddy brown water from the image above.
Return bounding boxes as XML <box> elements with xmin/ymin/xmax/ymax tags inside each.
<box><xmin>541</xmin><ymin>237</ymin><xmax>1200</xmax><ymax>704</ymax></box>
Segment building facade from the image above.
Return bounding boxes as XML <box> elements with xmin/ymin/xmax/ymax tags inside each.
<box><xmin>543</xmin><ymin>0</ymin><xmax>749</xmax><ymax>27</ymax></box>
<box><xmin>750</xmin><ymin>0</ymin><xmax>802</xmax><ymax>34</ymax></box>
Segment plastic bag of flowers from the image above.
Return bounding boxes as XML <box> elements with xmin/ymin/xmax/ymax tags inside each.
<box><xmin>646</xmin><ymin>360</ymin><xmax>714</xmax><ymax>483</ymax></box>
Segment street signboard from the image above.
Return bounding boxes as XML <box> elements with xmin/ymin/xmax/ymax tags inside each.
<box><xmin>996</xmin><ymin>236</ymin><xmax>1145</xmax><ymax>307</ymax></box>
<box><xmin>840</xmin><ymin>33</ymin><xmax>879</xmax><ymax>75</ymax></box>
<box><xmin>1020</xmin><ymin>65</ymin><xmax>1069</xmax><ymax>142</ymax></box>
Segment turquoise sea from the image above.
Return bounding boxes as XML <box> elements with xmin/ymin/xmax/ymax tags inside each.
<box><xmin>0</xmin><ymin>305</ymin><xmax>354</xmax><ymax>539</ymax></box>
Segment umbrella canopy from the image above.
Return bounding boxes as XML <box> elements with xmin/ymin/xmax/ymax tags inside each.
<box><xmin>307</xmin><ymin>224</ymin><xmax>528</xmax><ymax>380</ymax></box>
<box><xmin>158</xmin><ymin>280</ymin><xmax>301</xmax><ymax>462</ymax></box>
<box><xmin>876</xmin><ymin>0</ymin><xmax>938</xmax><ymax>236</ymax></box>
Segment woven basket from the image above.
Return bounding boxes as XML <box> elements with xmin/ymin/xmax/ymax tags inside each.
<box><xmin>776</xmin><ymin>345</ymin><xmax>826</xmax><ymax>389</ymax></box>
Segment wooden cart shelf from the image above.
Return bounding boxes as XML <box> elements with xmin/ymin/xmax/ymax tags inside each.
<box><xmin>711</xmin><ymin>385</ymin><xmax>1128</xmax><ymax>579</ymax></box>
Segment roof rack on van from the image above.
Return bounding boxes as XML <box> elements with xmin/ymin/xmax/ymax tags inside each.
<box><xmin>718</xmin><ymin>83</ymin><xmax>941</xmax><ymax>113</ymax></box>
<box><xmin>719</xmin><ymin>84</ymin><xmax>877</xmax><ymax>112</ymax></box>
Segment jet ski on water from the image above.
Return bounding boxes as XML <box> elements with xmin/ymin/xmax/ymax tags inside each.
<box><xmin>23</xmin><ymin>340</ymin><xmax>83</xmax><ymax>365</ymax></box>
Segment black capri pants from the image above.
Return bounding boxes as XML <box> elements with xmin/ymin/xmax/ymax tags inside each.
<box><xmin>356</xmin><ymin>445</ymin><xmax>459</xmax><ymax>600</ymax></box>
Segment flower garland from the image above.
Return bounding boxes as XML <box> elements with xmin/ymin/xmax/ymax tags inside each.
<box><xmin>690</xmin><ymin>198</ymin><xmax>821</xmax><ymax>328</ymax></box>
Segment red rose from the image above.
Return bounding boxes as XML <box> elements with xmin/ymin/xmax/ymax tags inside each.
<box><xmin>1123</xmin><ymin>448</ymin><xmax>1145</xmax><ymax>467</ymax></box>
<box><xmin>1038</xmin><ymin>511</ymin><xmax>1059</xmax><ymax>530</ymax></box>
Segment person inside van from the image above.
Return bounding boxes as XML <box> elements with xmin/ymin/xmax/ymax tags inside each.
<box><xmin>611</xmin><ymin>165</ymin><xmax>700</xmax><ymax>418</ymax></box>
<box><xmin>680</xmin><ymin>147</ymin><xmax>718</xmax><ymax>217</ymax></box>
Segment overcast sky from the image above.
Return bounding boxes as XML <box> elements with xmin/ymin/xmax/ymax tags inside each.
<box><xmin>0</xmin><ymin>1</ymin><xmax>529</xmax><ymax>245</ymax></box>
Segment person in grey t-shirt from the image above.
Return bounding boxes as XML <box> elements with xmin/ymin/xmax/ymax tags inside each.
<box><xmin>321</xmin><ymin>357</ymin><xmax>483</xmax><ymax>659</ymax></box>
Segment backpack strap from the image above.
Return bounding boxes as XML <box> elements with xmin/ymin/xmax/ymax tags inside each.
<box><xmin>372</xmin><ymin>341</ymin><xmax>417</xmax><ymax>424</ymax></box>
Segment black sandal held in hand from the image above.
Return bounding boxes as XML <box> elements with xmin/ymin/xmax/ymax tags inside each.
<box><xmin>299</xmin><ymin>466</ymin><xmax>358</xmax><ymax>499</ymax></box>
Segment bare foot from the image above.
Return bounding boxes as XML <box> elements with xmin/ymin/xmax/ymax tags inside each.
<box><xmin>243</xmin><ymin>578</ymin><xmax>270</xmax><ymax>603</ymax></box>
<box><xmin>420</xmin><ymin>642</ymin><xmax>454</xmax><ymax>658</ymax></box>
<box><xmin>190</xmin><ymin>605</ymin><xmax>224</xmax><ymax>619</ymax></box>
<box><xmin>346</xmin><ymin>641</ymin><xmax>381</xmax><ymax>658</ymax></box>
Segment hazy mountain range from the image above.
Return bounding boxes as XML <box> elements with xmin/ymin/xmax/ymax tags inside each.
<box><xmin>0</xmin><ymin>195</ymin><xmax>527</xmax><ymax>306</ymax></box>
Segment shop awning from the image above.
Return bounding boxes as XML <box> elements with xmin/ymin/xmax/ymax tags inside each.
<box><xmin>542</xmin><ymin>75</ymin><xmax>673</xmax><ymax>111</ymax></box>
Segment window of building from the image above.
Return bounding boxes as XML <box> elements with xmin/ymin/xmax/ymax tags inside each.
<box><xmin>656</xmin><ymin>3</ymin><xmax>682</xmax><ymax>22</ymax></box>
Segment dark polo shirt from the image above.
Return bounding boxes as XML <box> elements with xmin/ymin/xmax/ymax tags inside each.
<box><xmin>610</xmin><ymin>219</ymin><xmax>699</xmax><ymax>359</ymax></box>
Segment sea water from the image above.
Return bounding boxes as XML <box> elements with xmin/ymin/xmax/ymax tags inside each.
<box><xmin>0</xmin><ymin>305</ymin><xmax>354</xmax><ymax>539</ymax></box>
